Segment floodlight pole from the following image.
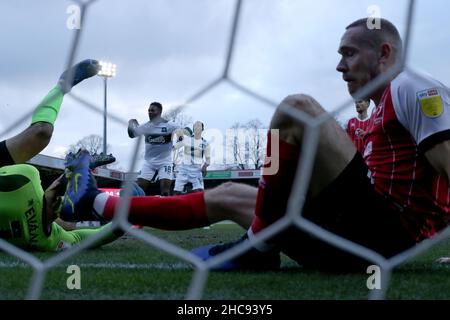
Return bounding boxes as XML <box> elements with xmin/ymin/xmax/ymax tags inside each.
<box><xmin>103</xmin><ymin>76</ymin><xmax>108</xmax><ymax>155</ymax></box>
<box><xmin>98</xmin><ymin>61</ymin><xmax>116</xmax><ymax>155</ymax></box>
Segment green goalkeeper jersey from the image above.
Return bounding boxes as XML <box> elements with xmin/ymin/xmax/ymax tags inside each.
<box><xmin>0</xmin><ymin>164</ymin><xmax>119</xmax><ymax>251</ymax></box>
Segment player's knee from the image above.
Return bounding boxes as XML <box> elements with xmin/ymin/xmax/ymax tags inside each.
<box><xmin>270</xmin><ymin>94</ymin><xmax>324</xmax><ymax>140</ymax></box>
<box><xmin>31</xmin><ymin>122</ymin><xmax>53</xmax><ymax>142</ymax></box>
<box><xmin>282</xmin><ymin>94</ymin><xmax>324</xmax><ymax>117</ymax></box>
<box><xmin>205</xmin><ymin>182</ymin><xmax>239</xmax><ymax>215</ymax></box>
<box><xmin>208</xmin><ymin>182</ymin><xmax>234</xmax><ymax>198</ymax></box>
<box><xmin>219</xmin><ymin>182</ymin><xmax>248</xmax><ymax>199</ymax></box>
<box><xmin>220</xmin><ymin>181</ymin><xmax>235</xmax><ymax>191</ymax></box>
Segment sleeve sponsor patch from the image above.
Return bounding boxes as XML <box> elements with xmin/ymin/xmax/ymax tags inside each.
<box><xmin>417</xmin><ymin>88</ymin><xmax>444</xmax><ymax>118</ymax></box>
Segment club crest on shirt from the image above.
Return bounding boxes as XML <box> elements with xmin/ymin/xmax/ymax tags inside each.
<box><xmin>355</xmin><ymin>128</ymin><xmax>365</xmax><ymax>138</ymax></box>
<box><xmin>417</xmin><ymin>88</ymin><xmax>443</xmax><ymax>118</ymax></box>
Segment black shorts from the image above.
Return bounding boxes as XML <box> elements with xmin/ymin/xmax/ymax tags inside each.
<box><xmin>0</xmin><ymin>140</ymin><xmax>15</xmax><ymax>167</ymax></box>
<box><xmin>274</xmin><ymin>153</ymin><xmax>416</xmax><ymax>272</ymax></box>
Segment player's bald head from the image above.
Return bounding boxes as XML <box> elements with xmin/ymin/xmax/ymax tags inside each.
<box><xmin>346</xmin><ymin>18</ymin><xmax>403</xmax><ymax>61</ymax></box>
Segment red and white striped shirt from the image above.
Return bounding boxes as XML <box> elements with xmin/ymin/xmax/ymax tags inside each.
<box><xmin>363</xmin><ymin>70</ymin><xmax>450</xmax><ymax>241</ymax></box>
<box><xmin>346</xmin><ymin>116</ymin><xmax>370</xmax><ymax>154</ymax></box>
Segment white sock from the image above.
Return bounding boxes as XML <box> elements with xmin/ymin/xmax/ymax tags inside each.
<box><xmin>247</xmin><ymin>228</ymin><xmax>275</xmax><ymax>252</ymax></box>
<box><xmin>93</xmin><ymin>192</ymin><xmax>109</xmax><ymax>217</ymax></box>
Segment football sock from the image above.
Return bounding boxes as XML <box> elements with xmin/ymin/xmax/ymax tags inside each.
<box><xmin>251</xmin><ymin>133</ymin><xmax>300</xmax><ymax>234</ymax></box>
<box><xmin>31</xmin><ymin>86</ymin><xmax>64</xmax><ymax>125</ymax></box>
<box><xmin>96</xmin><ymin>192</ymin><xmax>210</xmax><ymax>230</ymax></box>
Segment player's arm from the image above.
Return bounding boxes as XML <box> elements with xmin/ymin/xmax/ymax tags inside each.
<box><xmin>345</xmin><ymin>119</ymin><xmax>354</xmax><ymax>141</ymax></box>
<box><xmin>54</xmin><ymin>218</ymin><xmax>77</xmax><ymax>231</ymax></box>
<box><xmin>172</xmin><ymin>128</ymin><xmax>186</xmax><ymax>150</ymax></box>
<box><xmin>172</xmin><ymin>127</ymin><xmax>184</xmax><ymax>142</ymax></box>
<box><xmin>425</xmin><ymin>141</ymin><xmax>450</xmax><ymax>181</ymax></box>
<box><xmin>391</xmin><ymin>73</ymin><xmax>450</xmax><ymax>179</ymax></box>
<box><xmin>65</xmin><ymin>223</ymin><xmax>123</xmax><ymax>249</ymax></box>
<box><xmin>173</xmin><ymin>139</ymin><xmax>184</xmax><ymax>151</ymax></box>
<box><xmin>69</xmin><ymin>223</ymin><xmax>124</xmax><ymax>249</ymax></box>
<box><xmin>173</xmin><ymin>127</ymin><xmax>184</xmax><ymax>139</ymax></box>
<box><xmin>204</xmin><ymin>143</ymin><xmax>211</xmax><ymax>167</ymax></box>
<box><xmin>128</xmin><ymin>119</ymin><xmax>140</xmax><ymax>138</ymax></box>
<box><xmin>201</xmin><ymin>143</ymin><xmax>211</xmax><ymax>177</ymax></box>
<box><xmin>43</xmin><ymin>222</ymin><xmax>123</xmax><ymax>251</ymax></box>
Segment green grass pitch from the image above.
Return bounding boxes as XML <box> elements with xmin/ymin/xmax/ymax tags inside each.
<box><xmin>0</xmin><ymin>224</ymin><xmax>448</xmax><ymax>299</ymax></box>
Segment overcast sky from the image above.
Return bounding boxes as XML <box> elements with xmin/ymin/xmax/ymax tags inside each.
<box><xmin>1</xmin><ymin>0</ymin><xmax>449</xmax><ymax>170</ymax></box>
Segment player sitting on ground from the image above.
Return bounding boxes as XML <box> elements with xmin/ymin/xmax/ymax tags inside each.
<box><xmin>0</xmin><ymin>59</ymin><xmax>121</xmax><ymax>252</ymax></box>
<box><xmin>58</xmin><ymin>18</ymin><xmax>450</xmax><ymax>272</ymax></box>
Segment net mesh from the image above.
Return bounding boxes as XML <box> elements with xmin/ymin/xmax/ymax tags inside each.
<box><xmin>0</xmin><ymin>0</ymin><xmax>449</xmax><ymax>300</ymax></box>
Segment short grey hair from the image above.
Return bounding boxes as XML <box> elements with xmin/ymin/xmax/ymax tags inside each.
<box><xmin>346</xmin><ymin>18</ymin><xmax>403</xmax><ymax>60</ymax></box>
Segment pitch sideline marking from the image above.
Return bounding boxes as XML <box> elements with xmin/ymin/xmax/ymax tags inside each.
<box><xmin>0</xmin><ymin>261</ymin><xmax>190</xmax><ymax>270</ymax></box>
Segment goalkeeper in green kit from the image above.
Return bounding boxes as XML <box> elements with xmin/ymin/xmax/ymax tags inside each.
<box><xmin>0</xmin><ymin>59</ymin><xmax>121</xmax><ymax>252</ymax></box>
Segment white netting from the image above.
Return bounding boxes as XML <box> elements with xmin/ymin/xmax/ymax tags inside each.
<box><xmin>0</xmin><ymin>0</ymin><xmax>449</xmax><ymax>300</ymax></box>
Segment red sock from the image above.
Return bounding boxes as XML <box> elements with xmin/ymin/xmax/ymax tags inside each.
<box><xmin>103</xmin><ymin>192</ymin><xmax>209</xmax><ymax>230</ymax></box>
<box><xmin>251</xmin><ymin>133</ymin><xmax>300</xmax><ymax>233</ymax></box>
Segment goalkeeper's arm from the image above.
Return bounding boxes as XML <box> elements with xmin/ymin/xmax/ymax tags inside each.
<box><xmin>46</xmin><ymin>222</ymin><xmax>124</xmax><ymax>251</ymax></box>
<box><xmin>70</xmin><ymin>223</ymin><xmax>124</xmax><ymax>249</ymax></box>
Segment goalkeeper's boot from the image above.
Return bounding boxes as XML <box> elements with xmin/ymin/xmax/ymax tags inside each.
<box><xmin>64</xmin><ymin>151</ymin><xmax>75</xmax><ymax>168</ymax></box>
<box><xmin>90</xmin><ymin>153</ymin><xmax>116</xmax><ymax>169</ymax></box>
<box><xmin>59</xmin><ymin>149</ymin><xmax>101</xmax><ymax>221</ymax></box>
<box><xmin>58</xmin><ymin>59</ymin><xmax>100</xmax><ymax>93</ymax></box>
<box><xmin>192</xmin><ymin>233</ymin><xmax>280</xmax><ymax>271</ymax></box>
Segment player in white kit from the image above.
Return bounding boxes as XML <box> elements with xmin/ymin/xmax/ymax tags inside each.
<box><xmin>128</xmin><ymin>102</ymin><xmax>179</xmax><ymax>196</ymax></box>
<box><xmin>173</xmin><ymin>121</ymin><xmax>210</xmax><ymax>194</ymax></box>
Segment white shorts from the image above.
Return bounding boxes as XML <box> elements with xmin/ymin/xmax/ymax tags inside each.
<box><xmin>138</xmin><ymin>161</ymin><xmax>173</xmax><ymax>181</ymax></box>
<box><xmin>173</xmin><ymin>169</ymin><xmax>204</xmax><ymax>192</ymax></box>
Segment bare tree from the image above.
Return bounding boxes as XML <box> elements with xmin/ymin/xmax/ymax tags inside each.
<box><xmin>245</xmin><ymin>119</ymin><xmax>267</xmax><ymax>170</ymax></box>
<box><xmin>67</xmin><ymin>134</ymin><xmax>119</xmax><ymax>168</ymax></box>
<box><xmin>67</xmin><ymin>134</ymin><xmax>106</xmax><ymax>154</ymax></box>
<box><xmin>227</xmin><ymin>119</ymin><xmax>268</xmax><ymax>170</ymax></box>
<box><xmin>163</xmin><ymin>106</ymin><xmax>193</xmax><ymax>128</ymax></box>
<box><xmin>228</xmin><ymin>122</ymin><xmax>246</xmax><ymax>169</ymax></box>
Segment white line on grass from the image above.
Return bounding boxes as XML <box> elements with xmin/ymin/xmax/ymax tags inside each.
<box><xmin>0</xmin><ymin>261</ymin><xmax>191</xmax><ymax>270</ymax></box>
